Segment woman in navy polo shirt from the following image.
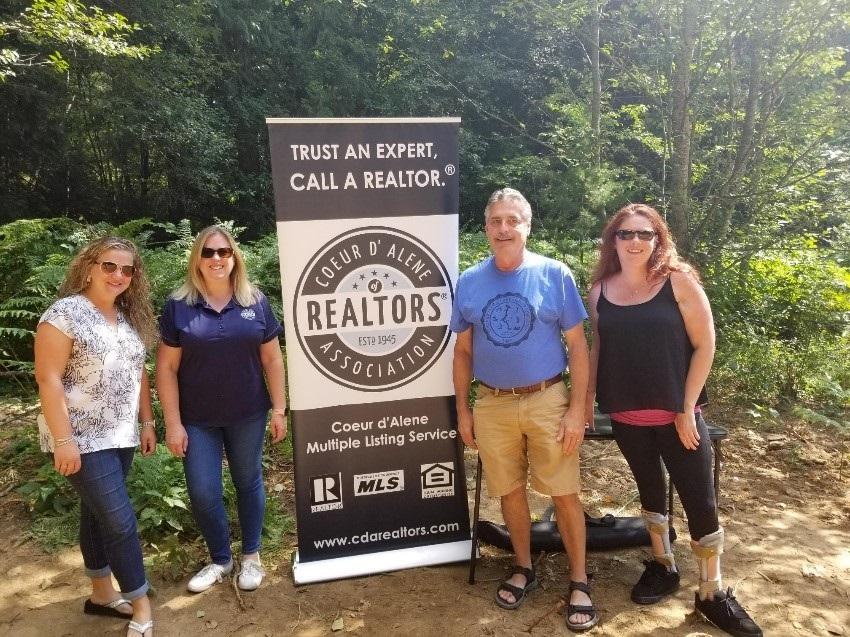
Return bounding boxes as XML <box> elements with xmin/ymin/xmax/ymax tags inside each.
<box><xmin>156</xmin><ymin>225</ymin><xmax>287</xmax><ymax>593</ymax></box>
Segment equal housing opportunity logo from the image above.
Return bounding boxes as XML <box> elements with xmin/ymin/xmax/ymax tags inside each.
<box><xmin>420</xmin><ymin>462</ymin><xmax>455</xmax><ymax>499</ymax></box>
<box><xmin>294</xmin><ymin>227</ymin><xmax>453</xmax><ymax>391</ymax></box>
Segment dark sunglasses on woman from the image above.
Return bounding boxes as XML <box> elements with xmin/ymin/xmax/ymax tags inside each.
<box><xmin>615</xmin><ymin>229</ymin><xmax>656</xmax><ymax>241</ymax></box>
<box><xmin>200</xmin><ymin>247</ymin><xmax>234</xmax><ymax>259</ymax></box>
<box><xmin>97</xmin><ymin>261</ymin><xmax>136</xmax><ymax>277</ymax></box>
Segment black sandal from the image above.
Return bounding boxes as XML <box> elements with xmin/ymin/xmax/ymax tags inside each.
<box><xmin>565</xmin><ymin>580</ymin><xmax>599</xmax><ymax>632</ymax></box>
<box><xmin>83</xmin><ymin>598</ymin><xmax>133</xmax><ymax>618</ymax></box>
<box><xmin>494</xmin><ymin>565</ymin><xmax>538</xmax><ymax>610</ymax></box>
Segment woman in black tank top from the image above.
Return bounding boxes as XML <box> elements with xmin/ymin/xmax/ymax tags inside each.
<box><xmin>584</xmin><ymin>204</ymin><xmax>762</xmax><ymax>637</ymax></box>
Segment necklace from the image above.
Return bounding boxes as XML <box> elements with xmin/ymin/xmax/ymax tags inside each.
<box><xmin>627</xmin><ymin>279</ymin><xmax>649</xmax><ymax>296</ymax></box>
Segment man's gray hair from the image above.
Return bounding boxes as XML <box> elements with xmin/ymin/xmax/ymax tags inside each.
<box><xmin>484</xmin><ymin>188</ymin><xmax>533</xmax><ymax>222</ymax></box>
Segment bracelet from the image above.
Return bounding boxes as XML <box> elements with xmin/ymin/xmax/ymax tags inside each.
<box><xmin>141</xmin><ymin>420</ymin><xmax>156</xmax><ymax>428</ymax></box>
<box><xmin>54</xmin><ymin>437</ymin><xmax>75</xmax><ymax>448</ymax></box>
<box><xmin>272</xmin><ymin>408</ymin><xmax>288</xmax><ymax>416</ymax></box>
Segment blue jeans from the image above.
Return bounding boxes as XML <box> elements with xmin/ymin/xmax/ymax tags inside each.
<box><xmin>183</xmin><ymin>412</ymin><xmax>267</xmax><ymax>565</ymax></box>
<box><xmin>64</xmin><ymin>447</ymin><xmax>149</xmax><ymax>600</ymax></box>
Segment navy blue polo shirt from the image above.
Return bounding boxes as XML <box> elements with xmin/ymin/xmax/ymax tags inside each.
<box><xmin>159</xmin><ymin>292</ymin><xmax>283</xmax><ymax>426</ymax></box>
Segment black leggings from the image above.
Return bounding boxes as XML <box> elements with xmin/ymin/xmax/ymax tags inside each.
<box><xmin>612</xmin><ymin>414</ymin><xmax>719</xmax><ymax>540</ymax></box>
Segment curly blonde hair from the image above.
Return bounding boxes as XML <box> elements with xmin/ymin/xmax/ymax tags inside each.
<box><xmin>58</xmin><ymin>237</ymin><xmax>157</xmax><ymax>348</ymax></box>
<box><xmin>172</xmin><ymin>225</ymin><xmax>259</xmax><ymax>307</ymax></box>
<box><xmin>592</xmin><ymin>203</ymin><xmax>701</xmax><ymax>285</ymax></box>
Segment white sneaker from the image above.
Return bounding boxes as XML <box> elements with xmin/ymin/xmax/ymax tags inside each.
<box><xmin>187</xmin><ymin>561</ymin><xmax>233</xmax><ymax>593</ymax></box>
<box><xmin>237</xmin><ymin>559</ymin><xmax>265</xmax><ymax>591</ymax></box>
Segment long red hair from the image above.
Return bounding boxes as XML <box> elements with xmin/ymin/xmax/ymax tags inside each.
<box><xmin>591</xmin><ymin>203</ymin><xmax>700</xmax><ymax>285</ymax></box>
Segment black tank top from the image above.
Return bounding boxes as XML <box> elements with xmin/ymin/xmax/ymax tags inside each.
<box><xmin>596</xmin><ymin>277</ymin><xmax>708</xmax><ymax>413</ymax></box>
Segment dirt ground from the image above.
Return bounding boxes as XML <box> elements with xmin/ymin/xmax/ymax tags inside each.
<box><xmin>1</xmin><ymin>405</ymin><xmax>848</xmax><ymax>637</ymax></box>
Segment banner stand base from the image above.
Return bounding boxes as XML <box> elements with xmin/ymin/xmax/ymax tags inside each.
<box><xmin>292</xmin><ymin>539</ymin><xmax>472</xmax><ymax>585</ymax></box>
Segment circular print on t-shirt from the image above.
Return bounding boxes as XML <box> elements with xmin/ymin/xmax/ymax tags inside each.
<box><xmin>481</xmin><ymin>292</ymin><xmax>535</xmax><ymax>348</ymax></box>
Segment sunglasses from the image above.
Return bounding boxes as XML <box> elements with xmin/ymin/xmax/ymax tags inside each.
<box><xmin>615</xmin><ymin>229</ymin><xmax>656</xmax><ymax>241</ymax></box>
<box><xmin>96</xmin><ymin>261</ymin><xmax>136</xmax><ymax>277</ymax></box>
<box><xmin>200</xmin><ymin>247</ymin><xmax>234</xmax><ymax>259</ymax></box>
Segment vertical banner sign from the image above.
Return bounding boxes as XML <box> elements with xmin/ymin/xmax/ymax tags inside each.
<box><xmin>266</xmin><ymin>118</ymin><xmax>470</xmax><ymax>584</ymax></box>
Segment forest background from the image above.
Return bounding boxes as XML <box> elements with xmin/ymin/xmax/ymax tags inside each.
<box><xmin>0</xmin><ymin>0</ymin><xmax>848</xmax><ymax>558</ymax></box>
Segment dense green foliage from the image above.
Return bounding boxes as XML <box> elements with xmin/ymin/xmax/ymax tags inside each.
<box><xmin>708</xmin><ymin>244</ymin><xmax>850</xmax><ymax>411</ymax></box>
<box><xmin>1</xmin><ymin>218</ymin><xmax>847</xmax><ymax>412</ymax></box>
<box><xmin>1</xmin><ymin>0</ymin><xmax>848</xmax><ymax>243</ymax></box>
<box><xmin>1</xmin><ymin>0</ymin><xmax>848</xmax><ymax>557</ymax></box>
<box><xmin>4</xmin><ymin>421</ymin><xmax>293</xmax><ymax>563</ymax></box>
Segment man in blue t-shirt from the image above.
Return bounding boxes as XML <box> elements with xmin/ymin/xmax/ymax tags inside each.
<box><xmin>451</xmin><ymin>188</ymin><xmax>597</xmax><ymax>631</ymax></box>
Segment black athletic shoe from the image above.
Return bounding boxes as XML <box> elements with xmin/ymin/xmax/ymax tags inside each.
<box><xmin>630</xmin><ymin>559</ymin><xmax>680</xmax><ymax>604</ymax></box>
<box><xmin>694</xmin><ymin>588</ymin><xmax>763</xmax><ymax>637</ymax></box>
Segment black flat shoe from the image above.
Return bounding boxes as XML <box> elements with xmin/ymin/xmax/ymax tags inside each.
<box><xmin>84</xmin><ymin>598</ymin><xmax>133</xmax><ymax>618</ymax></box>
<box><xmin>695</xmin><ymin>588</ymin><xmax>763</xmax><ymax>637</ymax></box>
<box><xmin>631</xmin><ymin>559</ymin><xmax>680</xmax><ymax>604</ymax></box>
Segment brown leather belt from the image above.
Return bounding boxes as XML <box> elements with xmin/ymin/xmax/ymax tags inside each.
<box><xmin>479</xmin><ymin>374</ymin><xmax>563</xmax><ymax>397</ymax></box>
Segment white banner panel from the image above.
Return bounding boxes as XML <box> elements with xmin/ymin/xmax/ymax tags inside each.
<box><xmin>267</xmin><ymin>118</ymin><xmax>470</xmax><ymax>584</ymax></box>
<box><xmin>278</xmin><ymin>216</ymin><xmax>457</xmax><ymax>410</ymax></box>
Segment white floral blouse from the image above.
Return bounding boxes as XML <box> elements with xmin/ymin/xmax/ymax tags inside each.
<box><xmin>37</xmin><ymin>295</ymin><xmax>145</xmax><ymax>453</ymax></box>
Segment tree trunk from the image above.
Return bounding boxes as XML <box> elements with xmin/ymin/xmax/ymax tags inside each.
<box><xmin>140</xmin><ymin>141</ymin><xmax>149</xmax><ymax>212</ymax></box>
<box><xmin>589</xmin><ymin>0</ymin><xmax>601</xmax><ymax>172</ymax></box>
<box><xmin>719</xmin><ymin>40</ymin><xmax>762</xmax><ymax>233</ymax></box>
<box><xmin>700</xmin><ymin>34</ymin><xmax>763</xmax><ymax>261</ymax></box>
<box><xmin>668</xmin><ymin>0</ymin><xmax>699</xmax><ymax>253</ymax></box>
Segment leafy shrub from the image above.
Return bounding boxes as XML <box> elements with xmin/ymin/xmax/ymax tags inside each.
<box><xmin>243</xmin><ymin>231</ymin><xmax>284</xmax><ymax>319</ymax></box>
<box><xmin>129</xmin><ymin>443</ymin><xmax>293</xmax><ymax>546</ymax></box>
<box><xmin>17</xmin><ymin>461</ymin><xmax>79</xmax><ymax>516</ymax></box>
<box><xmin>15</xmin><ymin>441</ymin><xmax>294</xmax><ymax>557</ymax></box>
<box><xmin>707</xmin><ymin>245</ymin><xmax>850</xmax><ymax>408</ymax></box>
<box><xmin>128</xmin><ymin>446</ymin><xmax>195</xmax><ymax>538</ymax></box>
<box><xmin>0</xmin><ymin>219</ymin><xmax>84</xmax><ymax>375</ymax></box>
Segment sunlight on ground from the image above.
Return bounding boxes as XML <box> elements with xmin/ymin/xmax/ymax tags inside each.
<box><xmin>161</xmin><ymin>592</ymin><xmax>203</xmax><ymax>611</ymax></box>
<box><xmin>837</xmin><ymin>549</ymin><xmax>850</xmax><ymax>571</ymax></box>
<box><xmin>0</xmin><ymin>547</ymin><xmax>85</xmax><ymax>611</ymax></box>
<box><xmin>293</xmin><ymin>627</ymin><xmax>327</xmax><ymax>637</ymax></box>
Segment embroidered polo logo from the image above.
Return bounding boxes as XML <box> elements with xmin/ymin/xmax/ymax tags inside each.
<box><xmin>481</xmin><ymin>292</ymin><xmax>535</xmax><ymax>347</ymax></box>
<box><xmin>241</xmin><ymin>308</ymin><xmax>256</xmax><ymax>320</ymax></box>
<box><xmin>293</xmin><ymin>226</ymin><xmax>453</xmax><ymax>391</ymax></box>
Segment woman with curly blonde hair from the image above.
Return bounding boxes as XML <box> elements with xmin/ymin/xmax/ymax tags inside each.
<box><xmin>157</xmin><ymin>225</ymin><xmax>287</xmax><ymax>594</ymax></box>
<box><xmin>585</xmin><ymin>204</ymin><xmax>761</xmax><ymax>637</ymax></box>
<box><xmin>34</xmin><ymin>236</ymin><xmax>157</xmax><ymax>637</ymax></box>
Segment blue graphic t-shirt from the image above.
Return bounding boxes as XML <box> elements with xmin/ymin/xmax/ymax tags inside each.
<box><xmin>450</xmin><ymin>251</ymin><xmax>587</xmax><ymax>388</ymax></box>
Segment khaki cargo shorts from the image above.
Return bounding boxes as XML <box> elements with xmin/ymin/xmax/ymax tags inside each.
<box><xmin>472</xmin><ymin>380</ymin><xmax>580</xmax><ymax>497</ymax></box>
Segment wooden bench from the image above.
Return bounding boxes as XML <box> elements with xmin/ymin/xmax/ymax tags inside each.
<box><xmin>468</xmin><ymin>414</ymin><xmax>729</xmax><ymax>583</ymax></box>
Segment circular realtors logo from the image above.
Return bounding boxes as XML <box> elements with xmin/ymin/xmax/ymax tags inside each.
<box><xmin>481</xmin><ymin>292</ymin><xmax>535</xmax><ymax>347</ymax></box>
<box><xmin>293</xmin><ymin>226</ymin><xmax>453</xmax><ymax>391</ymax></box>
